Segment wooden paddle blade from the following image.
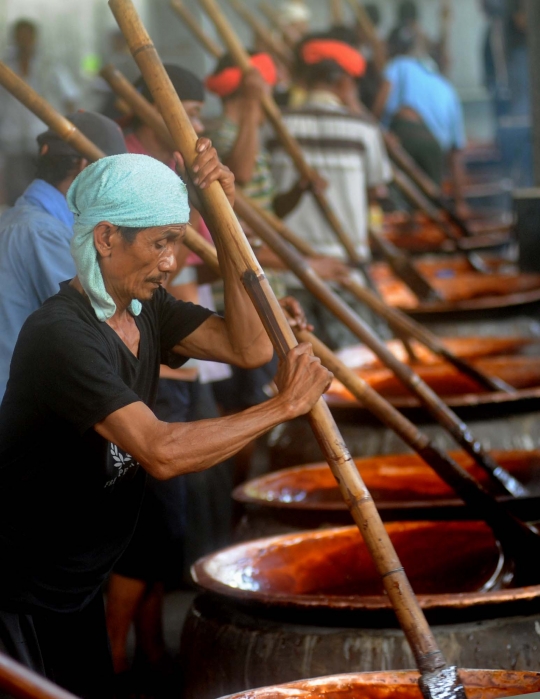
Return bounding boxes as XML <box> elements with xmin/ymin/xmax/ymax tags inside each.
<box><xmin>419</xmin><ymin>667</ymin><xmax>467</xmax><ymax>699</ymax></box>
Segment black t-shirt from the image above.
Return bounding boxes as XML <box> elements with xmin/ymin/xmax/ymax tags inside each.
<box><xmin>0</xmin><ymin>282</ymin><xmax>213</xmax><ymax>613</ymax></box>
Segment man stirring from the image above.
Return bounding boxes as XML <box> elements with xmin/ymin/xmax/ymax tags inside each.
<box><xmin>0</xmin><ymin>150</ymin><xmax>332</xmax><ymax>699</ymax></box>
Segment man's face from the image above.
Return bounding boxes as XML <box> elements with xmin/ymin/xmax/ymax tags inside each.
<box><xmin>15</xmin><ymin>24</ymin><xmax>36</xmax><ymax>53</ymax></box>
<box><xmin>183</xmin><ymin>100</ymin><xmax>205</xmax><ymax>135</ymax></box>
<box><xmin>101</xmin><ymin>224</ymin><xmax>186</xmax><ymax>303</ymax></box>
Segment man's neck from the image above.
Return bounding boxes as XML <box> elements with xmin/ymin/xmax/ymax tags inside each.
<box><xmin>305</xmin><ymin>86</ymin><xmax>344</xmax><ymax>106</ymax></box>
<box><xmin>135</xmin><ymin>125</ymin><xmax>172</xmax><ymax>165</ymax></box>
<box><xmin>69</xmin><ymin>276</ymin><xmax>133</xmax><ymax>320</ymax></box>
<box><xmin>17</xmin><ymin>50</ymin><xmax>33</xmax><ymax>77</ymax></box>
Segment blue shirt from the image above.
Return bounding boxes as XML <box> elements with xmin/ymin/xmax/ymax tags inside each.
<box><xmin>0</xmin><ymin>179</ymin><xmax>75</xmax><ymax>400</ymax></box>
<box><xmin>383</xmin><ymin>56</ymin><xmax>466</xmax><ymax>152</ymax></box>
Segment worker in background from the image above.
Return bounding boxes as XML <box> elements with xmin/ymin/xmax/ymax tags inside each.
<box><xmin>206</xmin><ymin>51</ymin><xmax>347</xmax><ymax>391</ymax></box>
<box><xmin>106</xmin><ymin>66</ymin><xmax>234</xmax><ymax>693</ymax></box>
<box><xmin>269</xmin><ymin>32</ymin><xmax>392</xmax><ymax>348</ymax></box>
<box><xmin>0</xmin><ymin>151</ymin><xmax>332</xmax><ymax>699</ymax></box>
<box><xmin>0</xmin><ymin>111</ymin><xmax>127</xmax><ymax>402</ymax></box>
<box><xmin>374</xmin><ymin>24</ymin><xmax>469</xmax><ymax>214</ymax></box>
<box><xmin>0</xmin><ymin>19</ymin><xmax>81</xmax><ymax>204</ymax></box>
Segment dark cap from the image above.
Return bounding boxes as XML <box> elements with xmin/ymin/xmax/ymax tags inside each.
<box><xmin>37</xmin><ymin>111</ymin><xmax>127</xmax><ymax>157</ymax></box>
<box><xmin>135</xmin><ymin>63</ymin><xmax>205</xmax><ymax>103</ymax></box>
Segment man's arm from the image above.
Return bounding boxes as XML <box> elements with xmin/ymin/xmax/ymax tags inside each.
<box><xmin>173</xmin><ymin>137</ymin><xmax>274</xmax><ymax>369</ymax></box>
<box><xmin>222</xmin><ymin>70</ymin><xmax>267</xmax><ymax>185</ymax></box>
<box><xmin>95</xmin><ymin>343</ymin><xmax>332</xmax><ymax>479</ymax></box>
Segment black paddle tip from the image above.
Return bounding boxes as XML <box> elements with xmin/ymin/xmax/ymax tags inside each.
<box><xmin>419</xmin><ymin>666</ymin><xmax>468</xmax><ymax>699</ymax></box>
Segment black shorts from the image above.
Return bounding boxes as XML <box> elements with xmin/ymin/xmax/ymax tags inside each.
<box><xmin>0</xmin><ymin>593</ymin><xmax>113</xmax><ymax>699</ymax></box>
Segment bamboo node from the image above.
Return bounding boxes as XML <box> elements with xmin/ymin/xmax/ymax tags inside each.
<box><xmin>133</xmin><ymin>43</ymin><xmax>155</xmax><ymax>58</ymax></box>
<box><xmin>381</xmin><ymin>566</ymin><xmax>405</xmax><ymax>579</ymax></box>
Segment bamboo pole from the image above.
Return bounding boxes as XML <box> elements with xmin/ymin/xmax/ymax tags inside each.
<box><xmin>233</xmin><ymin>193</ymin><xmax>528</xmax><ymax>498</ymax></box>
<box><xmin>329</xmin><ymin>0</ymin><xmax>344</xmax><ymax>25</ymax></box>
<box><xmin>170</xmin><ymin>0</ymin><xmax>223</xmax><ymax>58</ymax></box>
<box><xmin>101</xmin><ymin>66</ymin><xmax>525</xmax><ymax>495</ymax></box>
<box><xmin>258</xmin><ymin>1</ymin><xmax>298</xmax><ymax>49</ymax></box>
<box><xmin>200</xmin><ymin>0</ymin><xmax>444</xmax><ymax>301</ymax></box>
<box><xmin>100</xmin><ymin>65</ymin><xmax>524</xmax><ymax>497</ymax></box>
<box><xmin>344</xmin><ymin>0</ymin><xmax>386</xmax><ymax>72</ymax></box>
<box><xmin>0</xmin><ymin>652</ymin><xmax>79</xmax><ymax>699</ymax></box>
<box><xmin>226</xmin><ymin>0</ymin><xmax>294</xmax><ymax>68</ymax></box>
<box><xmin>257</xmin><ymin>1</ymin><xmax>281</xmax><ymax>29</ymax></box>
<box><xmin>182</xmin><ymin>222</ymin><xmax>539</xmax><ymax>584</ymax></box>
<box><xmin>0</xmin><ymin>62</ymin><xmax>105</xmax><ymax>162</ymax></box>
<box><xmin>390</xmin><ymin>166</ymin><xmax>490</xmax><ymax>273</ymax></box>
<box><xmin>240</xmin><ymin>191</ymin><xmax>516</xmax><ymax>396</ymax></box>
<box><xmin>108</xmin><ymin>0</ymin><xmax>466</xmax><ymax>693</ymax></box>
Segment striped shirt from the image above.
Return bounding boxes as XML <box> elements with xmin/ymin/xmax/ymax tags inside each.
<box><xmin>268</xmin><ymin>91</ymin><xmax>392</xmax><ymax>262</ymax></box>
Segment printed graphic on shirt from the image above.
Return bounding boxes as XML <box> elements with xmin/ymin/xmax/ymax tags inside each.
<box><xmin>105</xmin><ymin>443</ymin><xmax>139</xmax><ymax>488</ymax></box>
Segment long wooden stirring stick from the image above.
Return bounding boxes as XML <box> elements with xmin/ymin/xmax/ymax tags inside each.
<box><xmin>97</xmin><ymin>64</ymin><xmax>510</xmax><ymax>393</ymax></box>
<box><xmin>170</xmin><ymin>0</ymin><xmax>223</xmax><ymax>58</ymax></box>
<box><xmin>258</xmin><ymin>1</ymin><xmax>298</xmax><ymax>49</ymax></box>
<box><xmin>98</xmin><ymin>62</ymin><xmax>525</xmax><ymax>498</ymax></box>
<box><xmin>226</xmin><ymin>0</ymin><xmax>294</xmax><ymax>68</ymax></box>
<box><xmin>168</xmin><ymin>0</ymin><xmax>446</xmax><ymax>297</ymax></box>
<box><xmin>227</xmin><ymin>0</ymin><xmax>492</xmax><ymax>272</ymax></box>
<box><xmin>238</xmin><ymin>188</ymin><xmax>517</xmax><ymax>400</ymax></box>
<box><xmin>181</xmin><ymin>222</ymin><xmax>539</xmax><ymax>586</ymax></box>
<box><xmin>0</xmin><ymin>62</ymin><xmax>104</xmax><ymax>162</ymax></box>
<box><xmin>107</xmin><ymin>2</ymin><xmax>467</xmax><ymax>696</ymax></box>
<box><xmin>233</xmin><ymin>195</ymin><xmax>528</xmax><ymax>498</ymax></box>
<box><xmin>198</xmin><ymin>0</ymin><xmax>442</xmax><ymax>303</ymax></box>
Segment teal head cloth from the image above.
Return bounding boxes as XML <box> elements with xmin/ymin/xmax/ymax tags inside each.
<box><xmin>67</xmin><ymin>153</ymin><xmax>190</xmax><ymax>321</ymax></box>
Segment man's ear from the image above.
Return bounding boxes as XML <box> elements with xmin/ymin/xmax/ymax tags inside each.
<box><xmin>77</xmin><ymin>158</ymin><xmax>89</xmax><ymax>174</ymax></box>
<box><xmin>93</xmin><ymin>222</ymin><xmax>119</xmax><ymax>258</ymax></box>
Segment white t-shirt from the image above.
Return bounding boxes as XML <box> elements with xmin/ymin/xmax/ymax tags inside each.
<box><xmin>268</xmin><ymin>91</ymin><xmax>392</xmax><ymax>268</ymax></box>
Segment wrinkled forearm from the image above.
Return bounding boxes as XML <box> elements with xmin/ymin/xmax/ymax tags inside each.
<box><xmin>219</xmin><ymin>252</ymin><xmax>274</xmax><ymax>368</ymax></box>
<box><xmin>144</xmin><ymin>395</ymin><xmax>292</xmax><ymax>479</ymax></box>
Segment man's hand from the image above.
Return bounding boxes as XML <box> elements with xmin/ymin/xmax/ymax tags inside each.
<box><xmin>308</xmin><ymin>256</ymin><xmax>350</xmax><ymax>282</ymax></box>
<box><xmin>279</xmin><ymin>296</ymin><xmax>313</xmax><ymax>331</ymax></box>
<box><xmin>275</xmin><ymin>343</ymin><xmax>333</xmax><ymax>417</ymax></box>
<box><xmin>297</xmin><ymin>172</ymin><xmax>328</xmax><ymax>196</ymax></box>
<box><xmin>174</xmin><ymin>137</ymin><xmax>235</xmax><ymax>210</ymax></box>
<box><xmin>240</xmin><ymin>69</ymin><xmax>269</xmax><ymax>103</ymax></box>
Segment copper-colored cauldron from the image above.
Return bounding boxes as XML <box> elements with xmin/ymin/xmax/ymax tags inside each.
<box><xmin>181</xmin><ymin>525</ymin><xmax>540</xmax><ymax>699</ymax></box>
<box><xmin>233</xmin><ymin>450</ymin><xmax>540</xmax><ymax>534</ymax></box>
<box><xmin>219</xmin><ymin>670</ymin><xmax>540</xmax><ymax>699</ymax></box>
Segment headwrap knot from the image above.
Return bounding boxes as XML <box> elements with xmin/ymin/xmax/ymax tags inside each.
<box><xmin>205</xmin><ymin>53</ymin><xmax>277</xmax><ymax>98</ymax></box>
<box><xmin>67</xmin><ymin>153</ymin><xmax>190</xmax><ymax>321</ymax></box>
<box><xmin>302</xmin><ymin>39</ymin><xmax>366</xmax><ymax>78</ymax></box>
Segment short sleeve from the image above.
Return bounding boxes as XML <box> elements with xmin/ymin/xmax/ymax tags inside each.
<box><xmin>363</xmin><ymin>124</ymin><xmax>393</xmax><ymax>187</ymax></box>
<box><xmin>22</xmin><ymin>319</ymin><xmax>141</xmax><ymax>434</ymax></box>
<box><xmin>151</xmin><ymin>288</ymin><xmax>215</xmax><ymax>367</ymax></box>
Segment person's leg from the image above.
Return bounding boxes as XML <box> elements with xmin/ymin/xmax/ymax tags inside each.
<box><xmin>133</xmin><ymin>583</ymin><xmax>166</xmax><ymax>666</ymax></box>
<box><xmin>105</xmin><ymin>379</ymin><xmax>192</xmax><ymax>676</ymax></box>
<box><xmin>105</xmin><ymin>574</ymin><xmax>148</xmax><ymax>674</ymax></box>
